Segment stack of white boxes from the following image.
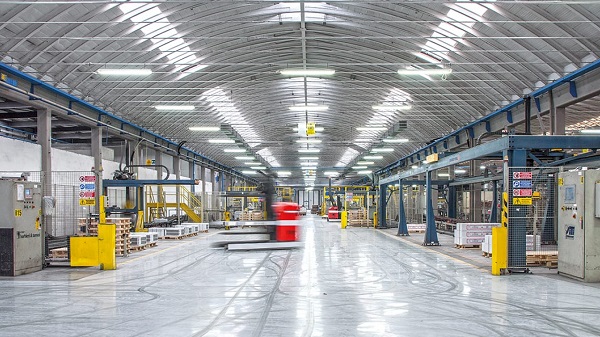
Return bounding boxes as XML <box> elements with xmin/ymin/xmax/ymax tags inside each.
<box><xmin>199</xmin><ymin>223</ymin><xmax>209</xmax><ymax>232</ymax></box>
<box><xmin>407</xmin><ymin>223</ymin><xmax>427</xmax><ymax>232</ymax></box>
<box><xmin>149</xmin><ymin>227</ymin><xmax>167</xmax><ymax>238</ymax></box>
<box><xmin>526</xmin><ymin>235</ymin><xmax>542</xmax><ymax>251</ymax></box>
<box><xmin>130</xmin><ymin>233</ymin><xmax>148</xmax><ymax>247</ymax></box>
<box><xmin>179</xmin><ymin>223</ymin><xmax>200</xmax><ymax>235</ymax></box>
<box><xmin>146</xmin><ymin>232</ymin><xmax>159</xmax><ymax>245</ymax></box>
<box><xmin>454</xmin><ymin>223</ymin><xmax>500</xmax><ymax>247</ymax></box>
<box><xmin>482</xmin><ymin>234</ymin><xmax>493</xmax><ymax>255</ymax></box>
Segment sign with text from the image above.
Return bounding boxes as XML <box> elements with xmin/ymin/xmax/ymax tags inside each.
<box><xmin>512</xmin><ymin>171</ymin><xmax>532</xmax><ymax>180</ymax></box>
<box><xmin>512</xmin><ymin>180</ymin><xmax>532</xmax><ymax>188</ymax></box>
<box><xmin>513</xmin><ymin>189</ymin><xmax>533</xmax><ymax>197</ymax></box>
<box><xmin>513</xmin><ymin>197</ymin><xmax>532</xmax><ymax>205</ymax></box>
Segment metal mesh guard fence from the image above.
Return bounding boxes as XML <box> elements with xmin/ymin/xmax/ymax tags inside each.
<box><xmin>508</xmin><ymin>167</ymin><xmax>558</xmax><ymax>268</ymax></box>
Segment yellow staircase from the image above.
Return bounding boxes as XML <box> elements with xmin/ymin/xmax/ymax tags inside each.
<box><xmin>146</xmin><ymin>186</ymin><xmax>202</xmax><ymax>222</ymax></box>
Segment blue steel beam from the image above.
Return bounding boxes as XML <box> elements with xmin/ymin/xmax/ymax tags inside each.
<box><xmin>0</xmin><ymin>62</ymin><xmax>258</xmax><ymax>184</ymax></box>
<box><xmin>376</xmin><ymin>59</ymin><xmax>600</xmax><ymax>175</ymax></box>
<box><xmin>397</xmin><ymin>179</ymin><xmax>409</xmax><ymax>236</ymax></box>
<box><xmin>103</xmin><ymin>179</ymin><xmax>199</xmax><ymax>187</ymax></box>
<box><xmin>423</xmin><ymin>170</ymin><xmax>439</xmax><ymax>246</ymax></box>
<box><xmin>380</xmin><ymin>135</ymin><xmax>600</xmax><ymax>185</ymax></box>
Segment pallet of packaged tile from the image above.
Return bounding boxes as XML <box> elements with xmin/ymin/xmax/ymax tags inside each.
<box><xmin>455</xmin><ymin>244</ymin><xmax>482</xmax><ymax>249</ymax></box>
<box><xmin>49</xmin><ymin>247</ymin><xmax>68</xmax><ymax>259</ymax></box>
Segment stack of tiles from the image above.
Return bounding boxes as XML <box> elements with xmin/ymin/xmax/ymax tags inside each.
<box><xmin>454</xmin><ymin>223</ymin><xmax>500</xmax><ymax>248</ymax></box>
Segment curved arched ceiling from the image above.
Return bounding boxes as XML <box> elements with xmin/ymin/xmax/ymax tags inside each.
<box><xmin>0</xmin><ymin>0</ymin><xmax>599</xmax><ymax>185</ymax></box>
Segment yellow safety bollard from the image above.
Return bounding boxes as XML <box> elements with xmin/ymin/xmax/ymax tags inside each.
<box><xmin>491</xmin><ymin>226</ymin><xmax>508</xmax><ymax>275</ymax></box>
<box><xmin>341</xmin><ymin>211</ymin><xmax>348</xmax><ymax>229</ymax></box>
<box><xmin>373</xmin><ymin>211</ymin><xmax>377</xmax><ymax>228</ymax></box>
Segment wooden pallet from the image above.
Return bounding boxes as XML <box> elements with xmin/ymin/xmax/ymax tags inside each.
<box><xmin>162</xmin><ymin>235</ymin><xmax>184</xmax><ymax>240</ymax></box>
<box><xmin>455</xmin><ymin>244</ymin><xmax>482</xmax><ymax>249</ymax></box>
<box><xmin>408</xmin><ymin>230</ymin><xmax>426</xmax><ymax>233</ymax></box>
<box><xmin>482</xmin><ymin>251</ymin><xmax>492</xmax><ymax>258</ymax></box>
<box><xmin>49</xmin><ymin>248</ymin><xmax>68</xmax><ymax>259</ymax></box>
<box><xmin>130</xmin><ymin>245</ymin><xmax>145</xmax><ymax>252</ymax></box>
<box><xmin>145</xmin><ymin>242</ymin><xmax>158</xmax><ymax>248</ymax></box>
<box><xmin>526</xmin><ymin>252</ymin><xmax>558</xmax><ymax>266</ymax></box>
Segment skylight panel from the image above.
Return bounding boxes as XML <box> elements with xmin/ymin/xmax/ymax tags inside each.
<box><xmin>456</xmin><ymin>2</ymin><xmax>487</xmax><ymax>17</ymax></box>
<box><xmin>141</xmin><ymin>21</ymin><xmax>170</xmax><ymax>36</ymax></box>
<box><xmin>130</xmin><ymin>7</ymin><xmax>162</xmax><ymax>23</ymax></box>
<box><xmin>437</xmin><ymin>22</ymin><xmax>467</xmax><ymax>38</ymax></box>
<box><xmin>336</xmin><ymin>148</ymin><xmax>359</xmax><ymax>167</ymax></box>
<box><xmin>446</xmin><ymin>9</ymin><xmax>476</xmax><ymax>27</ymax></box>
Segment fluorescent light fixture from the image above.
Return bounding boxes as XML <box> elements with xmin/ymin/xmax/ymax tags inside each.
<box><xmin>480</xmin><ymin>165</ymin><xmax>486</xmax><ymax>170</ymax></box>
<box><xmin>358</xmin><ymin>170</ymin><xmax>372</xmax><ymax>175</ymax></box>
<box><xmin>299</xmin><ymin>156</ymin><xmax>319</xmax><ymax>160</ymax></box>
<box><xmin>300</xmin><ymin>162</ymin><xmax>318</xmax><ymax>166</ymax></box>
<box><xmin>383</xmin><ymin>138</ymin><xmax>409</xmax><ymax>143</ymax></box>
<box><xmin>189</xmin><ymin>126</ymin><xmax>219</xmax><ymax>131</ymax></box>
<box><xmin>250</xmin><ymin>166</ymin><xmax>267</xmax><ymax>170</ymax></box>
<box><xmin>289</xmin><ymin>105</ymin><xmax>329</xmax><ymax>111</ymax></box>
<box><xmin>580</xmin><ymin>129</ymin><xmax>600</xmax><ymax>134</ymax></box>
<box><xmin>280</xmin><ymin>69</ymin><xmax>335</xmax><ymax>76</ymax></box>
<box><xmin>352</xmin><ymin>166</ymin><xmax>367</xmax><ymax>170</ymax></box>
<box><xmin>296</xmin><ymin>139</ymin><xmax>323</xmax><ymax>144</ymax></box>
<box><xmin>371</xmin><ymin>148</ymin><xmax>394</xmax><ymax>153</ymax></box>
<box><xmin>242</xmin><ymin>170</ymin><xmax>257</xmax><ymax>175</ymax></box>
<box><xmin>356</xmin><ymin>127</ymin><xmax>388</xmax><ymax>131</ymax></box>
<box><xmin>306</xmin><ymin>187</ymin><xmax>314</xmax><ymax>191</ymax></box>
<box><xmin>324</xmin><ymin>171</ymin><xmax>339</xmax><ymax>176</ymax></box>
<box><xmin>411</xmin><ymin>165</ymin><xmax>418</xmax><ymax>169</ymax></box>
<box><xmin>208</xmin><ymin>139</ymin><xmax>235</xmax><ymax>144</ymax></box>
<box><xmin>277</xmin><ymin>171</ymin><xmax>292</xmax><ymax>176</ymax></box>
<box><xmin>154</xmin><ymin>105</ymin><xmax>195</xmax><ymax>111</ymax></box>
<box><xmin>244</xmin><ymin>162</ymin><xmax>261</xmax><ymax>166</ymax></box>
<box><xmin>97</xmin><ymin>68</ymin><xmax>152</xmax><ymax>76</ymax></box>
<box><xmin>397</xmin><ymin>68</ymin><xmax>452</xmax><ymax>76</ymax></box>
<box><xmin>454</xmin><ymin>169</ymin><xmax>467</xmax><ymax>174</ymax></box>
<box><xmin>354</xmin><ymin>138</ymin><xmax>373</xmax><ymax>142</ymax></box>
<box><xmin>372</xmin><ymin>105</ymin><xmax>412</xmax><ymax>111</ymax></box>
<box><xmin>438</xmin><ymin>173</ymin><xmax>450</xmax><ymax>177</ymax></box>
<box><xmin>298</xmin><ymin>149</ymin><xmax>321</xmax><ymax>153</ymax></box>
<box><xmin>223</xmin><ymin>148</ymin><xmax>246</xmax><ymax>153</ymax></box>
<box><xmin>301</xmin><ymin>166</ymin><xmax>317</xmax><ymax>170</ymax></box>
<box><xmin>235</xmin><ymin>156</ymin><xmax>255</xmax><ymax>160</ymax></box>
<box><xmin>357</xmin><ymin>161</ymin><xmax>375</xmax><ymax>165</ymax></box>
<box><xmin>363</xmin><ymin>155</ymin><xmax>383</xmax><ymax>160</ymax></box>
<box><xmin>293</xmin><ymin>127</ymin><xmax>324</xmax><ymax>132</ymax></box>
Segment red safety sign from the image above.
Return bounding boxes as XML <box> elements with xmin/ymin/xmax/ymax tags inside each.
<box><xmin>512</xmin><ymin>171</ymin><xmax>532</xmax><ymax>180</ymax></box>
<box><xmin>79</xmin><ymin>191</ymin><xmax>96</xmax><ymax>198</ymax></box>
<box><xmin>79</xmin><ymin>175</ymin><xmax>96</xmax><ymax>182</ymax></box>
<box><xmin>513</xmin><ymin>189</ymin><xmax>532</xmax><ymax>197</ymax></box>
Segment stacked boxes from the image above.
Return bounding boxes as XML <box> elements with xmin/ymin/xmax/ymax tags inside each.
<box><xmin>407</xmin><ymin>223</ymin><xmax>427</xmax><ymax>232</ymax></box>
<box><xmin>348</xmin><ymin>209</ymin><xmax>368</xmax><ymax>226</ymax></box>
<box><xmin>130</xmin><ymin>233</ymin><xmax>148</xmax><ymax>247</ymax></box>
<box><xmin>240</xmin><ymin>211</ymin><xmax>264</xmax><ymax>221</ymax></box>
<box><xmin>148</xmin><ymin>227</ymin><xmax>167</xmax><ymax>238</ymax></box>
<box><xmin>199</xmin><ymin>223</ymin><xmax>209</xmax><ymax>232</ymax></box>
<box><xmin>164</xmin><ymin>227</ymin><xmax>186</xmax><ymax>238</ymax></box>
<box><xmin>481</xmin><ymin>234</ymin><xmax>541</xmax><ymax>255</ymax></box>
<box><xmin>454</xmin><ymin>223</ymin><xmax>500</xmax><ymax>247</ymax></box>
<box><xmin>482</xmin><ymin>234</ymin><xmax>493</xmax><ymax>255</ymax></box>
<box><xmin>146</xmin><ymin>232</ymin><xmax>159</xmax><ymax>245</ymax></box>
<box><xmin>526</xmin><ymin>235</ymin><xmax>542</xmax><ymax>251</ymax></box>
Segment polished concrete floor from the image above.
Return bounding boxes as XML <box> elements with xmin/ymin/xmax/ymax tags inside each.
<box><xmin>2</xmin><ymin>215</ymin><xmax>600</xmax><ymax>336</ymax></box>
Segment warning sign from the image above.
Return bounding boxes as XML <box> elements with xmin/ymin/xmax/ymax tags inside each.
<box><xmin>513</xmin><ymin>189</ymin><xmax>532</xmax><ymax>197</ymax></box>
<box><xmin>79</xmin><ymin>199</ymin><xmax>96</xmax><ymax>206</ymax></box>
<box><xmin>513</xmin><ymin>197</ymin><xmax>532</xmax><ymax>205</ymax></box>
<box><xmin>513</xmin><ymin>172</ymin><xmax>532</xmax><ymax>180</ymax></box>
<box><xmin>79</xmin><ymin>175</ymin><xmax>96</xmax><ymax>182</ymax></box>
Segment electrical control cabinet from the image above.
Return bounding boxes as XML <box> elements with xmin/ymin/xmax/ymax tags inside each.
<box><xmin>0</xmin><ymin>179</ymin><xmax>43</xmax><ymax>276</ymax></box>
<box><xmin>557</xmin><ymin>170</ymin><xmax>600</xmax><ymax>282</ymax></box>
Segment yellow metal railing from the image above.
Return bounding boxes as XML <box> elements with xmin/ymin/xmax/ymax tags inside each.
<box><xmin>145</xmin><ymin>185</ymin><xmax>202</xmax><ymax>222</ymax></box>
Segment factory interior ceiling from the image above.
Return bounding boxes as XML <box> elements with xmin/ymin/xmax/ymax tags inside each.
<box><xmin>1</xmin><ymin>0</ymin><xmax>600</xmax><ymax>185</ymax></box>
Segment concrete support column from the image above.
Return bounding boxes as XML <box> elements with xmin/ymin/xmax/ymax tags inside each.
<box><xmin>90</xmin><ymin>127</ymin><xmax>103</xmax><ymax>215</ymax></box>
<box><xmin>470</xmin><ymin>161</ymin><xmax>483</xmax><ymax>222</ymax></box>
<box><xmin>37</xmin><ymin>108</ymin><xmax>52</xmax><ymax>236</ymax></box>
<box><xmin>189</xmin><ymin>161</ymin><xmax>195</xmax><ymax>193</ymax></box>
<box><xmin>200</xmin><ymin>166</ymin><xmax>206</xmax><ymax>194</ymax></box>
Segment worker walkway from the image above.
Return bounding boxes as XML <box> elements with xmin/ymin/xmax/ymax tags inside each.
<box><xmin>2</xmin><ymin>215</ymin><xmax>600</xmax><ymax>336</ymax></box>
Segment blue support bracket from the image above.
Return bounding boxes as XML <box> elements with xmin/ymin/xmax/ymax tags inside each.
<box><xmin>67</xmin><ymin>101</ymin><xmax>76</xmax><ymax>115</ymax></box>
<box><xmin>416</xmin><ymin>153</ymin><xmax>421</xmax><ymax>161</ymax></box>
<box><xmin>378</xmin><ymin>184</ymin><xmax>388</xmax><ymax>229</ymax></box>
<box><xmin>423</xmin><ymin>170</ymin><xmax>440</xmax><ymax>246</ymax></box>
<box><xmin>569</xmin><ymin>81</ymin><xmax>577</xmax><ymax>97</ymax></box>
<box><xmin>527</xmin><ymin>151</ymin><xmax>543</xmax><ymax>166</ymax></box>
<box><xmin>485</xmin><ymin>121</ymin><xmax>491</xmax><ymax>132</ymax></box>
<box><xmin>455</xmin><ymin>134</ymin><xmax>460</xmax><ymax>144</ymax></box>
<box><xmin>467</xmin><ymin>127</ymin><xmax>475</xmax><ymax>139</ymax></box>
<box><xmin>397</xmin><ymin>179</ymin><xmax>409</xmax><ymax>236</ymax></box>
<box><xmin>507</xmin><ymin>110</ymin><xmax>513</xmax><ymax>123</ymax></box>
<box><xmin>534</xmin><ymin>97</ymin><xmax>541</xmax><ymax>112</ymax></box>
<box><xmin>443</xmin><ymin>141</ymin><xmax>448</xmax><ymax>150</ymax></box>
<box><xmin>432</xmin><ymin>145</ymin><xmax>437</xmax><ymax>153</ymax></box>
